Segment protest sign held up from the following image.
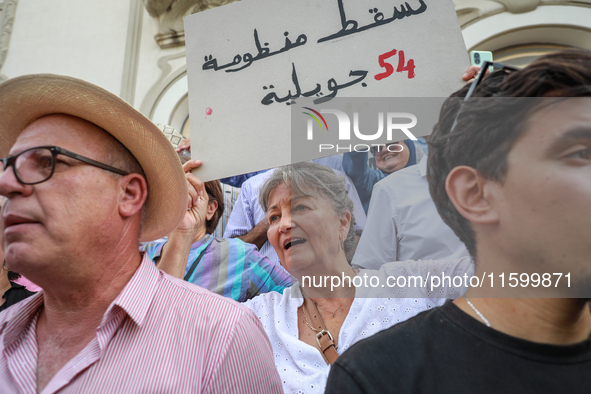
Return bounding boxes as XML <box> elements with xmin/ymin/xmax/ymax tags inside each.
<box><xmin>185</xmin><ymin>0</ymin><xmax>469</xmax><ymax>181</ymax></box>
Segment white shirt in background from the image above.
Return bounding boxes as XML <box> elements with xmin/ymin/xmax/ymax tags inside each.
<box><xmin>352</xmin><ymin>156</ymin><xmax>469</xmax><ymax>270</ymax></box>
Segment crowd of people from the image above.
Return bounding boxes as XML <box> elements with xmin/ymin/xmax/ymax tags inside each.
<box><xmin>0</xmin><ymin>48</ymin><xmax>590</xmax><ymax>393</ymax></box>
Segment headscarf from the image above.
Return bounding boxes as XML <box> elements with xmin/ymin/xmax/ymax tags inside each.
<box><xmin>403</xmin><ymin>139</ymin><xmax>417</xmax><ymax>168</ymax></box>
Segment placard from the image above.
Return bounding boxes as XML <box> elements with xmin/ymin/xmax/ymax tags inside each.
<box><xmin>185</xmin><ymin>0</ymin><xmax>469</xmax><ymax>181</ymax></box>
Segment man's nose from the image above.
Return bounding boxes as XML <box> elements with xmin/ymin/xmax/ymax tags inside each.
<box><xmin>0</xmin><ymin>165</ymin><xmax>31</xmax><ymax>197</ymax></box>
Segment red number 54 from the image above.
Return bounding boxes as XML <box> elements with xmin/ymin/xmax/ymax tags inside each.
<box><xmin>375</xmin><ymin>49</ymin><xmax>416</xmax><ymax>80</ymax></box>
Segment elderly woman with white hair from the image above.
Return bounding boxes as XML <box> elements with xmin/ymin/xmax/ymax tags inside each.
<box><xmin>243</xmin><ymin>162</ymin><xmax>471</xmax><ymax>394</ymax></box>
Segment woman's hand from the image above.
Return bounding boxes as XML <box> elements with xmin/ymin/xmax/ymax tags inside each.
<box><xmin>462</xmin><ymin>65</ymin><xmax>488</xmax><ymax>83</ymax></box>
<box><xmin>157</xmin><ymin>159</ymin><xmax>207</xmax><ymax>279</ymax></box>
<box><xmin>175</xmin><ymin>159</ymin><xmax>208</xmax><ymax>238</ymax></box>
<box><xmin>176</xmin><ymin>137</ymin><xmax>191</xmax><ymax>153</ymax></box>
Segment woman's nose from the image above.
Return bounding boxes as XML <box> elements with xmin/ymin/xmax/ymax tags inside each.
<box><xmin>279</xmin><ymin>210</ymin><xmax>293</xmax><ymax>232</ymax></box>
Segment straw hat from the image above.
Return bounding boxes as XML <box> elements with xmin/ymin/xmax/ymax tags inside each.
<box><xmin>0</xmin><ymin>74</ymin><xmax>187</xmax><ymax>242</ymax></box>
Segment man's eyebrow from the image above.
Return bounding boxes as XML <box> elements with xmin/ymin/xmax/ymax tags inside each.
<box><xmin>547</xmin><ymin>127</ymin><xmax>591</xmax><ymax>153</ymax></box>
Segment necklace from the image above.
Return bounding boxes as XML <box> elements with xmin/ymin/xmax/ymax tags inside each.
<box><xmin>301</xmin><ymin>296</ymin><xmax>340</xmax><ymax>357</ymax></box>
<box><xmin>464</xmin><ymin>297</ymin><xmax>491</xmax><ymax>327</ymax></box>
<box><xmin>301</xmin><ymin>306</ymin><xmax>322</xmax><ymax>333</ymax></box>
<box><xmin>314</xmin><ymin>285</ymin><xmax>353</xmax><ymax>318</ymax></box>
<box><xmin>314</xmin><ymin>266</ymin><xmax>357</xmax><ymax>318</ymax></box>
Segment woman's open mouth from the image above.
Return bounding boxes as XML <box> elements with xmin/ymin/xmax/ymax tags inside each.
<box><xmin>284</xmin><ymin>238</ymin><xmax>307</xmax><ymax>250</ymax></box>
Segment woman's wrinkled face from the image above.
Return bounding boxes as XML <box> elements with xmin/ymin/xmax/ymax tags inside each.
<box><xmin>266</xmin><ymin>182</ymin><xmax>350</xmax><ymax>278</ymax></box>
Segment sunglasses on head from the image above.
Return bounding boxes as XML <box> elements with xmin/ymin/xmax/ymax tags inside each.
<box><xmin>448</xmin><ymin>61</ymin><xmax>521</xmax><ymax>135</ymax></box>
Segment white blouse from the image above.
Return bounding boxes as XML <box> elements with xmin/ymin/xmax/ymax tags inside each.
<box><xmin>244</xmin><ymin>257</ymin><xmax>473</xmax><ymax>394</ymax></box>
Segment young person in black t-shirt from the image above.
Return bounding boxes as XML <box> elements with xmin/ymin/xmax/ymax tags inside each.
<box><xmin>326</xmin><ymin>49</ymin><xmax>591</xmax><ymax>394</ymax></box>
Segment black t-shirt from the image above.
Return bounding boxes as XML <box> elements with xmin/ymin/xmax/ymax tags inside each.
<box><xmin>0</xmin><ymin>281</ymin><xmax>36</xmax><ymax>312</ymax></box>
<box><xmin>326</xmin><ymin>300</ymin><xmax>591</xmax><ymax>394</ymax></box>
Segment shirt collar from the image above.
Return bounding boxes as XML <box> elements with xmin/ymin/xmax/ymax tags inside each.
<box><xmin>418</xmin><ymin>155</ymin><xmax>428</xmax><ymax>177</ymax></box>
<box><xmin>107</xmin><ymin>253</ymin><xmax>160</xmax><ymax>327</ymax></box>
<box><xmin>1</xmin><ymin>253</ymin><xmax>160</xmax><ymax>348</ymax></box>
<box><xmin>190</xmin><ymin>233</ymin><xmax>213</xmax><ymax>250</ymax></box>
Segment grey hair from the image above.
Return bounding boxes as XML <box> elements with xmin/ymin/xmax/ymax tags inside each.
<box><xmin>259</xmin><ymin>162</ymin><xmax>357</xmax><ymax>263</ymax></box>
<box><xmin>102</xmin><ymin>129</ymin><xmax>149</xmax><ymax>229</ymax></box>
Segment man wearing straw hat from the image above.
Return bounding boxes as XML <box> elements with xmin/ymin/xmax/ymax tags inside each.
<box><xmin>0</xmin><ymin>75</ymin><xmax>282</xmax><ymax>393</ymax></box>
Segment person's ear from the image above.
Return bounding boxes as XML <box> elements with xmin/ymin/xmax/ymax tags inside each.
<box><xmin>118</xmin><ymin>174</ymin><xmax>148</xmax><ymax>218</ymax></box>
<box><xmin>445</xmin><ymin>166</ymin><xmax>499</xmax><ymax>225</ymax></box>
<box><xmin>206</xmin><ymin>200</ymin><xmax>218</xmax><ymax>221</ymax></box>
<box><xmin>338</xmin><ymin>210</ymin><xmax>352</xmax><ymax>242</ymax></box>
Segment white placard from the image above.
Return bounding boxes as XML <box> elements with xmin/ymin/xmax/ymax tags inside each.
<box><xmin>185</xmin><ymin>0</ymin><xmax>469</xmax><ymax>181</ymax></box>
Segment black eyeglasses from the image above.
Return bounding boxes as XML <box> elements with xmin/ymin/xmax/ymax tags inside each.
<box><xmin>0</xmin><ymin>146</ymin><xmax>129</xmax><ymax>185</ymax></box>
<box><xmin>449</xmin><ymin>61</ymin><xmax>521</xmax><ymax>134</ymax></box>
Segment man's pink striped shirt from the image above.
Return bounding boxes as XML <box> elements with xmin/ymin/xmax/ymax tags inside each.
<box><xmin>0</xmin><ymin>254</ymin><xmax>283</xmax><ymax>393</ymax></box>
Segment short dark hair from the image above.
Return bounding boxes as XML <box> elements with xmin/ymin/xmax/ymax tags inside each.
<box><xmin>428</xmin><ymin>49</ymin><xmax>591</xmax><ymax>259</ymax></box>
<box><xmin>7</xmin><ymin>270</ymin><xmax>21</xmax><ymax>282</ymax></box>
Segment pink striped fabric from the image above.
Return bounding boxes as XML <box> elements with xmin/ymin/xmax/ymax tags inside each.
<box><xmin>0</xmin><ymin>254</ymin><xmax>283</xmax><ymax>393</ymax></box>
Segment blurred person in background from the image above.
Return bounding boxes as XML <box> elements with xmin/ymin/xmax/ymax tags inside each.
<box><xmin>1</xmin><ymin>259</ymin><xmax>35</xmax><ymax>313</ymax></box>
<box><xmin>342</xmin><ymin>139</ymin><xmax>422</xmax><ymax>212</ymax></box>
<box><xmin>145</xmin><ymin>155</ymin><xmax>291</xmax><ymax>302</ymax></box>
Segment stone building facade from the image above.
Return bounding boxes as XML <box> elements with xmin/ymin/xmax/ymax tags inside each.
<box><xmin>1</xmin><ymin>0</ymin><xmax>590</xmax><ymax>138</ymax></box>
